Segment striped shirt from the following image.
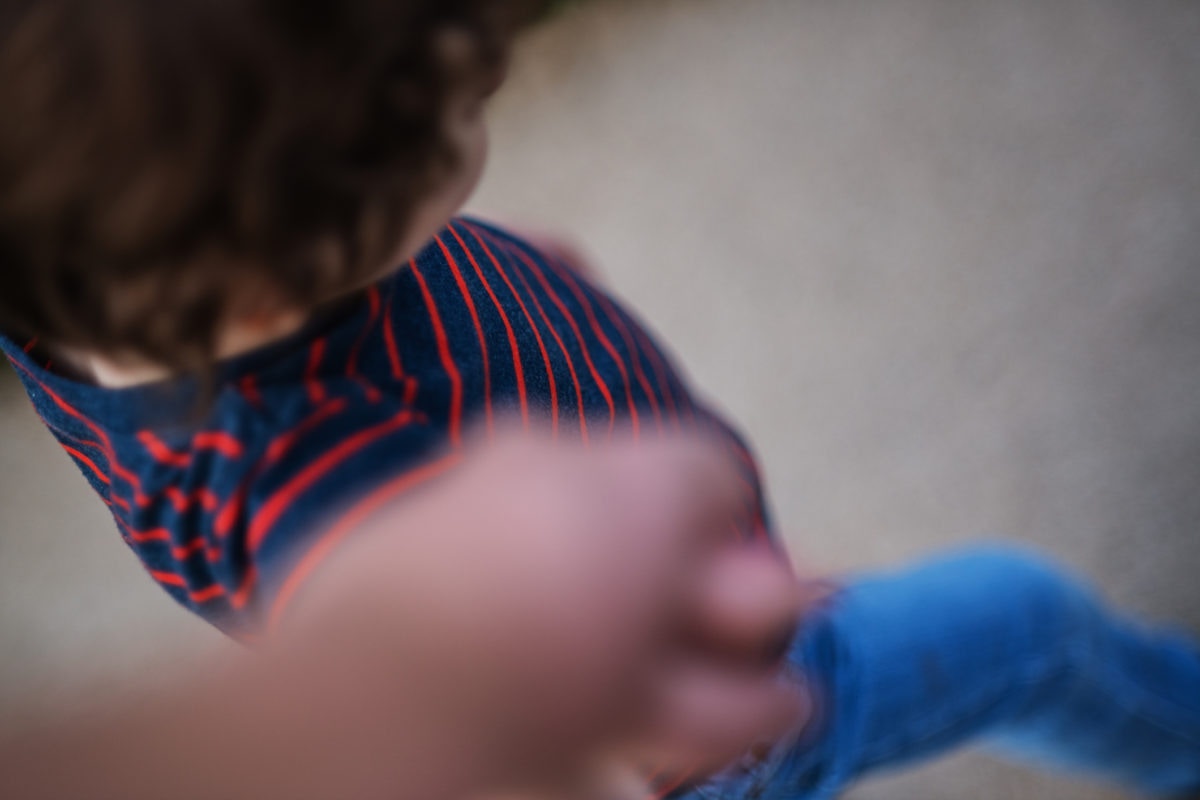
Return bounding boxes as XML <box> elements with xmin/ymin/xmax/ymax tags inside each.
<box><xmin>1</xmin><ymin>218</ymin><xmax>770</xmax><ymax>647</ymax></box>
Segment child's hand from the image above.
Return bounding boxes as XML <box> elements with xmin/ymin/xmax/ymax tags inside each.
<box><xmin>281</xmin><ymin>429</ymin><xmax>809</xmax><ymax>799</ymax></box>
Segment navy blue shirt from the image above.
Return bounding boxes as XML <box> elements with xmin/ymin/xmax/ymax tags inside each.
<box><xmin>1</xmin><ymin>218</ymin><xmax>769</xmax><ymax>641</ymax></box>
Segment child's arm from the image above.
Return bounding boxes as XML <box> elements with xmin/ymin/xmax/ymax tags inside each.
<box><xmin>0</xmin><ymin>432</ymin><xmax>807</xmax><ymax>800</ymax></box>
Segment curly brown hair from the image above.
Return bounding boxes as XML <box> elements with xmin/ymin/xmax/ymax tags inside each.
<box><xmin>0</xmin><ymin>0</ymin><xmax>543</xmax><ymax>373</ymax></box>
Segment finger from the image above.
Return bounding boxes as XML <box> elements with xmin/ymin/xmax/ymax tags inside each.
<box><xmin>638</xmin><ymin>664</ymin><xmax>810</xmax><ymax>775</ymax></box>
<box><xmin>687</xmin><ymin>548</ymin><xmax>803</xmax><ymax>667</ymax></box>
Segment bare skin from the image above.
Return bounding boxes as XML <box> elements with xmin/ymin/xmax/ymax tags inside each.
<box><xmin>0</xmin><ymin>432</ymin><xmax>808</xmax><ymax>800</ymax></box>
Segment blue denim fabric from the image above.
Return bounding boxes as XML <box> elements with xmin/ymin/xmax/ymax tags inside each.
<box><xmin>682</xmin><ymin>545</ymin><xmax>1200</xmax><ymax>799</ymax></box>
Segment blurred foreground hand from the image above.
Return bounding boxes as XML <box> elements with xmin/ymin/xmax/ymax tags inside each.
<box><xmin>290</xmin><ymin>429</ymin><xmax>810</xmax><ymax>798</ymax></box>
<box><xmin>1</xmin><ymin>429</ymin><xmax>809</xmax><ymax>800</ymax></box>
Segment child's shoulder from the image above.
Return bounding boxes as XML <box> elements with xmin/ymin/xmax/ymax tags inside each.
<box><xmin>1</xmin><ymin>319</ymin><xmax>447</xmax><ymax>635</ymax></box>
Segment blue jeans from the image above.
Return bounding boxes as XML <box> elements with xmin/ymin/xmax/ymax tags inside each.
<box><xmin>683</xmin><ymin>545</ymin><xmax>1200</xmax><ymax>799</ymax></box>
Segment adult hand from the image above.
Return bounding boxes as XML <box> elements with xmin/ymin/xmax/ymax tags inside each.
<box><xmin>0</xmin><ymin>429</ymin><xmax>809</xmax><ymax>800</ymax></box>
<box><xmin>288</xmin><ymin>429</ymin><xmax>809</xmax><ymax>798</ymax></box>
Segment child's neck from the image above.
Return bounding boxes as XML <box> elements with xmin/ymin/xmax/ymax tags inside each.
<box><xmin>74</xmin><ymin>207</ymin><xmax>464</xmax><ymax>389</ymax></box>
<box><xmin>80</xmin><ymin>309</ymin><xmax>308</xmax><ymax>389</ymax></box>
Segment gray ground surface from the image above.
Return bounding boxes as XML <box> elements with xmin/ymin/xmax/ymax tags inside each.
<box><xmin>2</xmin><ymin>1</ymin><xmax>1198</xmax><ymax>797</ymax></box>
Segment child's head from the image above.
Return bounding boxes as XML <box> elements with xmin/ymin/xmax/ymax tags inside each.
<box><xmin>0</xmin><ymin>0</ymin><xmax>541</xmax><ymax>373</ymax></box>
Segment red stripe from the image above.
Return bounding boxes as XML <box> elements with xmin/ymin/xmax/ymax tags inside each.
<box><xmin>508</xmin><ymin>243</ymin><xmax>616</xmax><ymax>438</ymax></box>
<box><xmin>192</xmin><ymin>431</ymin><xmax>244</xmax><ymax>459</ymax></box>
<box><xmin>305</xmin><ymin>338</ymin><xmax>327</xmax><ymax>404</ymax></box>
<box><xmin>264</xmin><ymin>397</ymin><xmax>349</xmax><ymax>465</ymax></box>
<box><xmin>163</xmin><ymin>486</ymin><xmax>219</xmax><ymax>513</ymax></box>
<box><xmin>434</xmin><ymin>235</ymin><xmax>494</xmax><ymax>435</ymax></box>
<box><xmin>411</xmin><ymin>259</ymin><xmax>464</xmax><ymax>446</ymax></box>
<box><xmin>503</xmin><ymin>244</ymin><xmax>588</xmax><ymax>442</ymax></box>
<box><xmin>448</xmin><ymin>223</ymin><xmax>529</xmax><ymax>427</ymax></box>
<box><xmin>188</xmin><ymin>584</ymin><xmax>226</xmax><ymax>604</ymax></box>
<box><xmin>381</xmin><ymin>286</ymin><xmax>419</xmax><ymax>405</ymax></box>
<box><xmin>231</xmin><ymin>564</ymin><xmax>258</xmax><ymax>610</ymax></box>
<box><xmin>215</xmin><ymin>484</ymin><xmax>247</xmax><ymax>539</ymax></box>
<box><xmin>348</xmin><ymin>287</ymin><xmax>382</xmax><ymax>375</ymax></box>
<box><xmin>59</xmin><ymin>439</ymin><xmax>128</xmax><ymax>513</ymax></box>
<box><xmin>216</xmin><ymin>404</ymin><xmax>423</xmax><ymax>553</ymax></box>
<box><xmin>122</xmin><ymin>523</ymin><xmax>171</xmax><ymax>544</ymax></box>
<box><xmin>16</xmin><ymin>374</ymin><xmax>130</xmax><ymax>513</ymax></box>
<box><xmin>351</xmin><ymin>376</ymin><xmax>382</xmax><ymax>403</ymax></box>
<box><xmin>8</xmin><ymin>359</ymin><xmax>151</xmax><ymax>506</ymax></box>
<box><xmin>138</xmin><ymin>429</ymin><xmax>243</xmax><ymax>467</ymax></box>
<box><xmin>346</xmin><ymin>287</ymin><xmax>383</xmax><ymax>403</ymax></box>
<box><xmin>591</xmin><ymin>290</ymin><xmax>664</xmax><ymax>435</ymax></box>
<box><xmin>171</xmin><ymin>539</ymin><xmax>208</xmax><ymax>561</ymax></box>
<box><xmin>22</xmin><ymin>336</ymin><xmax>38</xmax><ymax>353</ymax></box>
<box><xmin>149</xmin><ymin>562</ymin><xmax>225</xmax><ymax>604</ymax></box>
<box><xmin>137</xmin><ymin>431</ymin><xmax>191</xmax><ymax>468</ymax></box>
<box><xmin>381</xmin><ymin>288</ymin><xmax>405</xmax><ymax>380</ymax></box>
<box><xmin>465</xmin><ymin>224</ymin><xmax>560</xmax><ymax>436</ymax></box>
<box><xmin>212</xmin><ymin>397</ymin><xmax>352</xmax><ymax>539</ymax></box>
<box><xmin>149</xmin><ymin>569</ymin><xmax>186</xmax><ymax>588</ymax></box>
<box><xmin>40</xmin><ymin>418</ymin><xmax>103</xmax><ymax>451</ymax></box>
<box><xmin>246</xmin><ymin>410</ymin><xmax>415</xmax><ymax>552</ymax></box>
<box><xmin>61</xmin><ymin>445</ymin><xmax>111</xmax><ymax>486</ymax></box>
<box><xmin>30</xmin><ymin>406</ymin><xmax>108</xmax><ymax>474</ymax></box>
<box><xmin>545</xmin><ymin>254</ymin><xmax>640</xmax><ymax>439</ymax></box>
<box><xmin>630</xmin><ymin>324</ymin><xmax>683</xmax><ymax>433</ymax></box>
<box><xmin>267</xmin><ymin>452</ymin><xmax>461</xmax><ymax>629</ymax></box>
<box><xmin>240</xmin><ymin>375</ymin><xmax>263</xmax><ymax>408</ymax></box>
<box><xmin>116</xmin><ymin>519</ymin><xmax>228</xmax><ymax>565</ymax></box>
